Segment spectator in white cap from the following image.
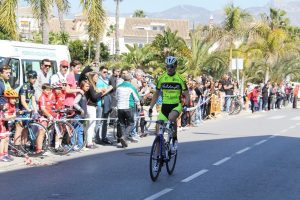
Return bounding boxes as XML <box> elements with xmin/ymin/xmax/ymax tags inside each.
<box><xmin>50</xmin><ymin>60</ymin><xmax>69</xmax><ymax>86</ymax></box>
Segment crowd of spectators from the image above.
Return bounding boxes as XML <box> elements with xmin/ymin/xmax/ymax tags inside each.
<box><xmin>0</xmin><ymin>58</ymin><xmax>299</xmax><ymax>162</ymax></box>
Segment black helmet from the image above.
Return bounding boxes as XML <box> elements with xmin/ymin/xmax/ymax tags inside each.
<box><xmin>27</xmin><ymin>70</ymin><xmax>37</xmax><ymax>79</ymax></box>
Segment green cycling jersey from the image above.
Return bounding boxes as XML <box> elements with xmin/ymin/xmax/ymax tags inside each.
<box><xmin>156</xmin><ymin>72</ymin><xmax>187</xmax><ymax>104</ymax></box>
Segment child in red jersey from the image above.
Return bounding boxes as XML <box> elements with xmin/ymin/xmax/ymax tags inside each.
<box><xmin>52</xmin><ymin>83</ymin><xmax>66</xmax><ymax>111</ymax></box>
<box><xmin>0</xmin><ymin>89</ymin><xmax>18</xmax><ymax>162</ymax></box>
<box><xmin>36</xmin><ymin>83</ymin><xmax>56</xmax><ymax>154</ymax></box>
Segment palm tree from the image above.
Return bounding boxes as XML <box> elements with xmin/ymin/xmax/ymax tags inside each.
<box><xmin>28</xmin><ymin>0</ymin><xmax>53</xmax><ymax>44</ymax></box>
<box><xmin>114</xmin><ymin>0</ymin><xmax>122</xmax><ymax>55</ymax></box>
<box><xmin>189</xmin><ymin>26</ymin><xmax>228</xmax><ymax>76</ymax></box>
<box><xmin>222</xmin><ymin>4</ymin><xmax>252</xmax><ymax>72</ymax></box>
<box><xmin>121</xmin><ymin>44</ymin><xmax>155</xmax><ymax>70</ymax></box>
<box><xmin>81</xmin><ymin>0</ymin><xmax>106</xmax><ymax>63</ymax></box>
<box><xmin>245</xmin><ymin>23</ymin><xmax>300</xmax><ymax>82</ymax></box>
<box><xmin>55</xmin><ymin>0</ymin><xmax>70</xmax><ymax>33</ymax></box>
<box><xmin>261</xmin><ymin>8</ymin><xmax>289</xmax><ymax>31</ymax></box>
<box><xmin>133</xmin><ymin>9</ymin><xmax>146</xmax><ymax>18</ymax></box>
<box><xmin>150</xmin><ymin>28</ymin><xmax>190</xmax><ymax>73</ymax></box>
<box><xmin>0</xmin><ymin>0</ymin><xmax>18</xmax><ymax>40</ymax></box>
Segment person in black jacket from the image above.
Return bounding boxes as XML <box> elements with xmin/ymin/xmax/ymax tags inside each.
<box><xmin>262</xmin><ymin>81</ymin><xmax>271</xmax><ymax>111</ymax></box>
<box><xmin>85</xmin><ymin>72</ymin><xmax>103</xmax><ymax>149</ymax></box>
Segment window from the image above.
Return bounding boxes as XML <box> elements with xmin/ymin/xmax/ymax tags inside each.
<box><xmin>22</xmin><ymin>59</ymin><xmax>57</xmax><ymax>82</ymax></box>
<box><xmin>8</xmin><ymin>58</ymin><xmax>20</xmax><ymax>89</ymax></box>
<box><xmin>152</xmin><ymin>26</ymin><xmax>158</xmax><ymax>31</ymax></box>
<box><xmin>138</xmin><ymin>43</ymin><xmax>144</xmax><ymax>48</ymax></box>
<box><xmin>0</xmin><ymin>57</ymin><xmax>8</xmax><ymax>67</ymax></box>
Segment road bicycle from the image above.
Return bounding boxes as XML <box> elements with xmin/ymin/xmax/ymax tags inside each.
<box><xmin>18</xmin><ymin>111</ymin><xmax>50</xmax><ymax>156</ymax></box>
<box><xmin>149</xmin><ymin>120</ymin><xmax>177</xmax><ymax>182</ymax></box>
<box><xmin>47</xmin><ymin>109</ymin><xmax>77</xmax><ymax>155</ymax></box>
<box><xmin>228</xmin><ymin>95</ymin><xmax>243</xmax><ymax>115</ymax></box>
<box><xmin>6</xmin><ymin>111</ymin><xmax>49</xmax><ymax>157</ymax></box>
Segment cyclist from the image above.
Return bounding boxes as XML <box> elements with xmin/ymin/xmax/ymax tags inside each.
<box><xmin>148</xmin><ymin>56</ymin><xmax>189</xmax><ymax>152</ymax></box>
<box><xmin>0</xmin><ymin>89</ymin><xmax>18</xmax><ymax>161</ymax></box>
<box><xmin>14</xmin><ymin>70</ymin><xmax>39</xmax><ymax>156</ymax></box>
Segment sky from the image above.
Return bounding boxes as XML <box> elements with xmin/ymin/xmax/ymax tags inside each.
<box><xmin>20</xmin><ymin>0</ymin><xmax>299</xmax><ymax>14</ymax></box>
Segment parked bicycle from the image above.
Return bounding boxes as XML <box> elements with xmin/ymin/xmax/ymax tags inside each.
<box><xmin>229</xmin><ymin>95</ymin><xmax>243</xmax><ymax>115</ymax></box>
<box><xmin>47</xmin><ymin>108</ymin><xmax>77</xmax><ymax>155</ymax></box>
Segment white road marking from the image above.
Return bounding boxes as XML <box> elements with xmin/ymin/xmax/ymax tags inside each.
<box><xmin>181</xmin><ymin>169</ymin><xmax>209</xmax><ymax>183</ymax></box>
<box><xmin>213</xmin><ymin>157</ymin><xmax>231</xmax><ymax>166</ymax></box>
<box><xmin>291</xmin><ymin>117</ymin><xmax>300</xmax><ymax>121</ymax></box>
<box><xmin>268</xmin><ymin>115</ymin><xmax>286</xmax><ymax>120</ymax></box>
<box><xmin>254</xmin><ymin>139</ymin><xmax>268</xmax><ymax>146</ymax></box>
<box><xmin>144</xmin><ymin>188</ymin><xmax>173</xmax><ymax>200</ymax></box>
<box><xmin>269</xmin><ymin>134</ymin><xmax>279</xmax><ymax>139</ymax></box>
<box><xmin>236</xmin><ymin>147</ymin><xmax>251</xmax><ymax>154</ymax></box>
<box><xmin>289</xmin><ymin>125</ymin><xmax>296</xmax><ymax>129</ymax></box>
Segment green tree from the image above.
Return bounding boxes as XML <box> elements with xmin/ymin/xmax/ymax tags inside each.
<box><xmin>222</xmin><ymin>4</ymin><xmax>252</xmax><ymax>72</ymax></box>
<box><xmin>245</xmin><ymin>23</ymin><xmax>299</xmax><ymax>82</ymax></box>
<box><xmin>49</xmin><ymin>31</ymin><xmax>69</xmax><ymax>45</ymax></box>
<box><xmin>81</xmin><ymin>0</ymin><xmax>106</xmax><ymax>63</ymax></box>
<box><xmin>28</xmin><ymin>0</ymin><xmax>53</xmax><ymax>44</ymax></box>
<box><xmin>188</xmin><ymin>26</ymin><xmax>228</xmax><ymax>76</ymax></box>
<box><xmin>114</xmin><ymin>0</ymin><xmax>122</xmax><ymax>55</ymax></box>
<box><xmin>55</xmin><ymin>0</ymin><xmax>70</xmax><ymax>33</ymax></box>
<box><xmin>121</xmin><ymin>44</ymin><xmax>156</xmax><ymax>70</ymax></box>
<box><xmin>0</xmin><ymin>0</ymin><xmax>18</xmax><ymax>40</ymax></box>
<box><xmin>261</xmin><ymin>8</ymin><xmax>289</xmax><ymax>30</ymax></box>
<box><xmin>133</xmin><ymin>9</ymin><xmax>146</xmax><ymax>18</ymax></box>
<box><xmin>69</xmin><ymin>39</ymin><xmax>86</xmax><ymax>62</ymax></box>
<box><xmin>151</xmin><ymin>27</ymin><xmax>190</xmax><ymax>68</ymax></box>
<box><xmin>0</xmin><ymin>27</ymin><xmax>11</xmax><ymax>40</ymax></box>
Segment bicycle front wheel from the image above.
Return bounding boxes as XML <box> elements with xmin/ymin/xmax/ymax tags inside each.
<box><xmin>20</xmin><ymin>122</ymin><xmax>49</xmax><ymax>156</ymax></box>
<box><xmin>150</xmin><ymin>136</ymin><xmax>163</xmax><ymax>182</ymax></box>
<box><xmin>166</xmin><ymin>139</ymin><xmax>177</xmax><ymax>175</ymax></box>
<box><xmin>48</xmin><ymin>121</ymin><xmax>77</xmax><ymax>155</ymax></box>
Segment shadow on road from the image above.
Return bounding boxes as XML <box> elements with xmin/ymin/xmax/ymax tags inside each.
<box><xmin>1</xmin><ymin>134</ymin><xmax>299</xmax><ymax>200</ymax></box>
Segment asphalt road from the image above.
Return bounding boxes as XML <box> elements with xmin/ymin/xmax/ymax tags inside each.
<box><xmin>1</xmin><ymin>108</ymin><xmax>300</xmax><ymax>200</ymax></box>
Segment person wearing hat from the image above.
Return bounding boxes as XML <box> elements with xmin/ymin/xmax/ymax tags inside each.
<box><xmin>116</xmin><ymin>73</ymin><xmax>141</xmax><ymax>147</ymax></box>
<box><xmin>14</xmin><ymin>70</ymin><xmax>39</xmax><ymax>156</ymax></box>
<box><xmin>50</xmin><ymin>60</ymin><xmax>69</xmax><ymax>86</ymax></box>
<box><xmin>0</xmin><ymin>65</ymin><xmax>12</xmax><ymax>95</ymax></box>
<box><xmin>34</xmin><ymin>59</ymin><xmax>52</xmax><ymax>100</ymax></box>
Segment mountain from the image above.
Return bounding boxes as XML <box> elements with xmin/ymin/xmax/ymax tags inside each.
<box><xmin>137</xmin><ymin>2</ymin><xmax>300</xmax><ymax>27</ymax></box>
<box><xmin>67</xmin><ymin>1</ymin><xmax>300</xmax><ymax>27</ymax></box>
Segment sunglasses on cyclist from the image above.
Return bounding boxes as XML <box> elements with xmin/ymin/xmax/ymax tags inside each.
<box><xmin>166</xmin><ymin>65</ymin><xmax>176</xmax><ymax>69</ymax></box>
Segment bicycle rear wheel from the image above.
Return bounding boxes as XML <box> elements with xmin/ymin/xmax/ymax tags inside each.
<box><xmin>166</xmin><ymin>139</ymin><xmax>177</xmax><ymax>175</ymax></box>
<box><xmin>20</xmin><ymin>122</ymin><xmax>49</xmax><ymax>156</ymax></box>
<box><xmin>48</xmin><ymin>121</ymin><xmax>77</xmax><ymax>155</ymax></box>
<box><xmin>150</xmin><ymin>136</ymin><xmax>163</xmax><ymax>182</ymax></box>
<box><xmin>233</xmin><ymin>101</ymin><xmax>242</xmax><ymax>115</ymax></box>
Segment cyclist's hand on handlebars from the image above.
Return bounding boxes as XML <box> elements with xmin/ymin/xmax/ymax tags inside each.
<box><xmin>148</xmin><ymin>108</ymin><xmax>153</xmax><ymax>117</ymax></box>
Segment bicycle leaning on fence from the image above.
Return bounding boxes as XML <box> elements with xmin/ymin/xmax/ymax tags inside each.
<box><xmin>228</xmin><ymin>95</ymin><xmax>243</xmax><ymax>115</ymax></box>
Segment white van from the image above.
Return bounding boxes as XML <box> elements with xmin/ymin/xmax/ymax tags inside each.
<box><xmin>0</xmin><ymin>40</ymin><xmax>71</xmax><ymax>90</ymax></box>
